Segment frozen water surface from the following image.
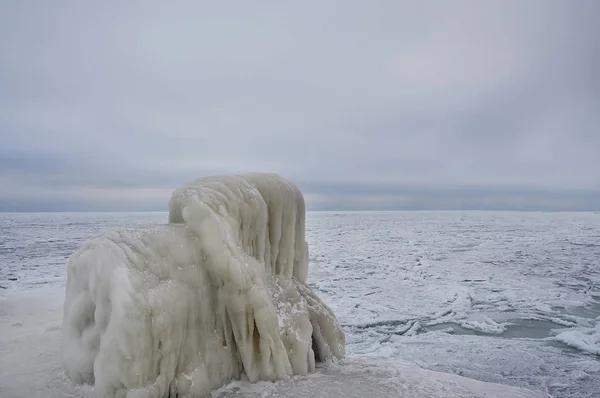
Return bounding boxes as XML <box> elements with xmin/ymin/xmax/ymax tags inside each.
<box><xmin>306</xmin><ymin>211</ymin><xmax>600</xmax><ymax>397</ymax></box>
<box><xmin>1</xmin><ymin>211</ymin><xmax>599</xmax><ymax>397</ymax></box>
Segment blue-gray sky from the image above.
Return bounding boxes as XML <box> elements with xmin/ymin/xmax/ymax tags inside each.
<box><xmin>1</xmin><ymin>0</ymin><xmax>599</xmax><ymax>211</ymax></box>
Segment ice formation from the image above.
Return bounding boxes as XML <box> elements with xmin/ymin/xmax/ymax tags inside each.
<box><xmin>61</xmin><ymin>173</ymin><xmax>345</xmax><ymax>397</ymax></box>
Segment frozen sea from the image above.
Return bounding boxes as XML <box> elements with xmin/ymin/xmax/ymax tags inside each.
<box><xmin>1</xmin><ymin>211</ymin><xmax>599</xmax><ymax>397</ymax></box>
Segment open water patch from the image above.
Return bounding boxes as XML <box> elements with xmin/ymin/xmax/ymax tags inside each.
<box><xmin>423</xmin><ymin>319</ymin><xmax>570</xmax><ymax>339</ymax></box>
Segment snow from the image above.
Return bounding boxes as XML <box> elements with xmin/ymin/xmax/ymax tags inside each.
<box><xmin>61</xmin><ymin>174</ymin><xmax>345</xmax><ymax>397</ymax></box>
<box><xmin>0</xmin><ymin>287</ymin><xmax>95</xmax><ymax>398</ymax></box>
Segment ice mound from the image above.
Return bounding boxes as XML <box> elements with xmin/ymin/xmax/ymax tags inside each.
<box><xmin>552</xmin><ymin>324</ymin><xmax>600</xmax><ymax>356</ymax></box>
<box><xmin>61</xmin><ymin>173</ymin><xmax>345</xmax><ymax>397</ymax></box>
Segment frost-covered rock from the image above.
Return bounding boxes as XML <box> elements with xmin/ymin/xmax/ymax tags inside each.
<box><xmin>61</xmin><ymin>173</ymin><xmax>345</xmax><ymax>397</ymax></box>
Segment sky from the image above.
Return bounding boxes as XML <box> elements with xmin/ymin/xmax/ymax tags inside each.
<box><xmin>1</xmin><ymin>0</ymin><xmax>599</xmax><ymax>211</ymax></box>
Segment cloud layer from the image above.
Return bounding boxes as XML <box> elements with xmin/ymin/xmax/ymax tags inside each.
<box><xmin>1</xmin><ymin>1</ymin><xmax>599</xmax><ymax>210</ymax></box>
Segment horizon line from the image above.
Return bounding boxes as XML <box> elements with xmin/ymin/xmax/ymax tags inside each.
<box><xmin>1</xmin><ymin>209</ymin><xmax>599</xmax><ymax>214</ymax></box>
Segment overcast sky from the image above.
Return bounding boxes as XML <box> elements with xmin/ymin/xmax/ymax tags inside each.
<box><xmin>1</xmin><ymin>0</ymin><xmax>599</xmax><ymax>211</ymax></box>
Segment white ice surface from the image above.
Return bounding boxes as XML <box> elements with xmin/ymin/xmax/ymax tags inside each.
<box><xmin>305</xmin><ymin>211</ymin><xmax>600</xmax><ymax>397</ymax></box>
<box><xmin>0</xmin><ymin>286</ymin><xmax>548</xmax><ymax>398</ymax></box>
<box><xmin>2</xmin><ymin>210</ymin><xmax>599</xmax><ymax>397</ymax></box>
<box><xmin>61</xmin><ymin>174</ymin><xmax>344</xmax><ymax>397</ymax></box>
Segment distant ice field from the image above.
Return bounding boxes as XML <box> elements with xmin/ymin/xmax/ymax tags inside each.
<box><xmin>1</xmin><ymin>211</ymin><xmax>599</xmax><ymax>397</ymax></box>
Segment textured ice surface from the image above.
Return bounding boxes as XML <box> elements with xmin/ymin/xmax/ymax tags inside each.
<box><xmin>553</xmin><ymin>325</ymin><xmax>600</xmax><ymax>356</ymax></box>
<box><xmin>306</xmin><ymin>211</ymin><xmax>600</xmax><ymax>397</ymax></box>
<box><xmin>60</xmin><ymin>174</ymin><xmax>344</xmax><ymax>397</ymax></box>
<box><xmin>0</xmin><ymin>212</ymin><xmax>166</xmax><ymax>289</ymax></box>
<box><xmin>1</xmin><ymin>210</ymin><xmax>599</xmax><ymax>397</ymax></box>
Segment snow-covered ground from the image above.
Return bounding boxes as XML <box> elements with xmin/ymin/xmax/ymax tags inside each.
<box><xmin>1</xmin><ymin>211</ymin><xmax>599</xmax><ymax>397</ymax></box>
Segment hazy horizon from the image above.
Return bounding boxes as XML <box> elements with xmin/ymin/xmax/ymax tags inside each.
<box><xmin>1</xmin><ymin>183</ymin><xmax>599</xmax><ymax>212</ymax></box>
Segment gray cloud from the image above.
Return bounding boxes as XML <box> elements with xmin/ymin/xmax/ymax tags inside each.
<box><xmin>1</xmin><ymin>0</ymin><xmax>599</xmax><ymax>211</ymax></box>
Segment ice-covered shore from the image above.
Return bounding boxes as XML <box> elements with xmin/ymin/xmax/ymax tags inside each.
<box><xmin>0</xmin><ymin>286</ymin><xmax>548</xmax><ymax>398</ymax></box>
